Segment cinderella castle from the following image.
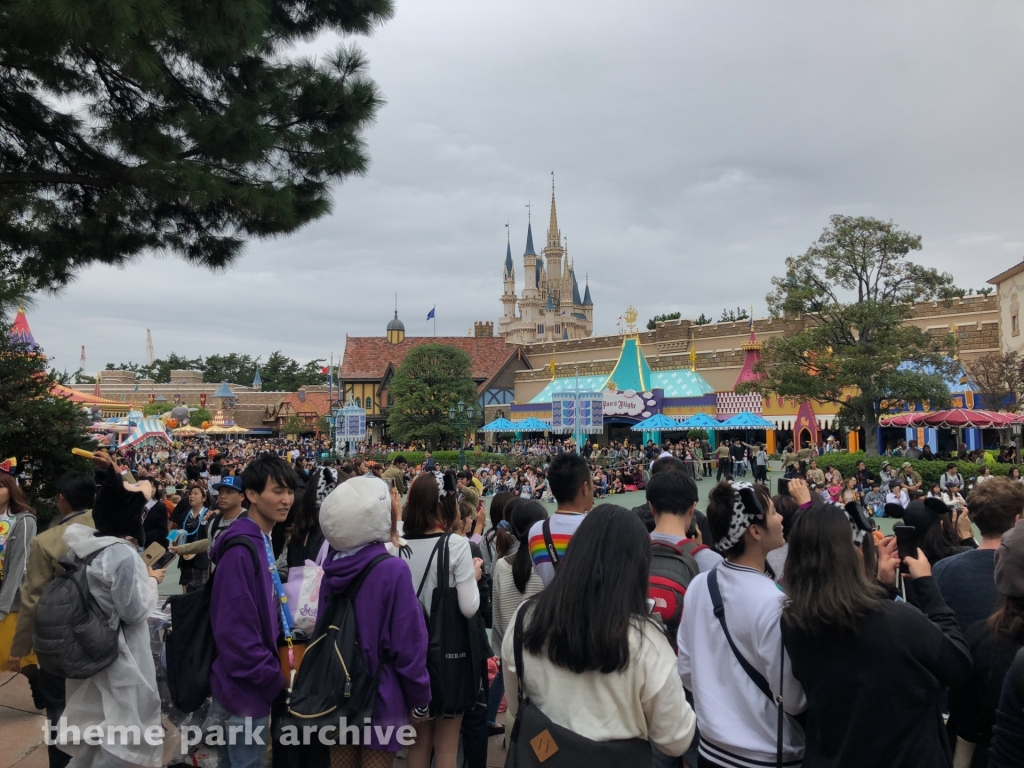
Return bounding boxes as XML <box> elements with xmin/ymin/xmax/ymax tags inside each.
<box><xmin>497</xmin><ymin>177</ymin><xmax>594</xmax><ymax>344</ymax></box>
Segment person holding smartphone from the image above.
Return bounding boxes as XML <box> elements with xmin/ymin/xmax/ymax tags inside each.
<box><xmin>781</xmin><ymin>503</ymin><xmax>971</xmax><ymax>767</ymax></box>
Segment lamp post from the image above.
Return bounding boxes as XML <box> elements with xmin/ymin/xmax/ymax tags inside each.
<box><xmin>448</xmin><ymin>400</ymin><xmax>476</xmax><ymax>470</ymax></box>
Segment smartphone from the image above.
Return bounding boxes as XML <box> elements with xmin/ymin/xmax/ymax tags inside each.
<box><xmin>141</xmin><ymin>542</ymin><xmax>166</xmax><ymax>567</ymax></box>
<box><xmin>385</xmin><ymin>477</ymin><xmax>395</xmax><ymax>490</ymax></box>
<box><xmin>777</xmin><ymin>478</ymin><xmax>790</xmax><ymax>497</ymax></box>
<box><xmin>894</xmin><ymin>525</ymin><xmax>917</xmax><ymax>575</ymax></box>
<box><xmin>152</xmin><ymin>551</ymin><xmax>178</xmax><ymax>570</ymax></box>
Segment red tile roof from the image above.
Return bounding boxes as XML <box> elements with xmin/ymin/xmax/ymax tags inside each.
<box><xmin>341</xmin><ymin>336</ymin><xmax>519</xmax><ymax>384</ymax></box>
<box><xmin>279</xmin><ymin>390</ymin><xmax>332</xmax><ymax>417</ymax></box>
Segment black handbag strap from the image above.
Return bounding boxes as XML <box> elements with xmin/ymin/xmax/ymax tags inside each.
<box><xmin>512</xmin><ymin>598</ymin><xmax>532</xmax><ymax>711</ymax></box>
<box><xmin>415</xmin><ymin>535</ymin><xmax>447</xmax><ymax>599</ymax></box>
<box><xmin>707</xmin><ymin>566</ymin><xmax>785</xmax><ymax>768</ymax></box>
<box><xmin>436</xmin><ymin>532</ymin><xmax>451</xmax><ymax>590</ymax></box>
<box><xmin>542</xmin><ymin>519</ymin><xmax>559</xmax><ymax>569</ymax></box>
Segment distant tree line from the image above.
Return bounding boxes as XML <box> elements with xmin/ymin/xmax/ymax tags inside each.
<box><xmin>103</xmin><ymin>351</ymin><xmax>326</xmax><ymax>392</ymax></box>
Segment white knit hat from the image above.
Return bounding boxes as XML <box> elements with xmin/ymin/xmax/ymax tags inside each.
<box><xmin>319</xmin><ymin>475</ymin><xmax>391</xmax><ymax>552</ymax></box>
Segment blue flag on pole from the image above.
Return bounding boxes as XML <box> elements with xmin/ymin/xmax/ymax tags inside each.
<box><xmin>426</xmin><ymin>307</ymin><xmax>435</xmax><ymax>321</ymax></box>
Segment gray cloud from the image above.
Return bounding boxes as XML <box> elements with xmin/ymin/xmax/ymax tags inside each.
<box><xmin>25</xmin><ymin>0</ymin><xmax>1024</xmax><ymax>372</ymax></box>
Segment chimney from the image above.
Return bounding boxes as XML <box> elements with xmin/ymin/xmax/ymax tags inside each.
<box><xmin>474</xmin><ymin>321</ymin><xmax>494</xmax><ymax>338</ymax></box>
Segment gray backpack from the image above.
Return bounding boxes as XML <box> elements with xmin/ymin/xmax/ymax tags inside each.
<box><xmin>33</xmin><ymin>546</ymin><xmax>120</xmax><ymax>679</ymax></box>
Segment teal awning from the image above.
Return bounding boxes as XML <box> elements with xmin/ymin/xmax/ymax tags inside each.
<box><xmin>514</xmin><ymin>417</ymin><xmax>552</xmax><ymax>431</ymax></box>
<box><xmin>678</xmin><ymin>412</ymin><xmax>724</xmax><ymax>429</ymax></box>
<box><xmin>717</xmin><ymin>411</ymin><xmax>775</xmax><ymax>428</ymax></box>
<box><xmin>630</xmin><ymin>414</ymin><xmax>685</xmax><ymax>431</ymax></box>
<box><xmin>480</xmin><ymin>417</ymin><xmax>518</xmax><ymax>432</ymax></box>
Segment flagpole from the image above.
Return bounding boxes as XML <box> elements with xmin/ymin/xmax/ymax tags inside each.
<box><xmin>433</xmin><ymin>306</ymin><xmax>436</xmax><ymax>337</ymax></box>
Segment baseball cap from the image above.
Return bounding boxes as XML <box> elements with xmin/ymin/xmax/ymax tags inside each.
<box><xmin>213</xmin><ymin>476</ymin><xmax>243</xmax><ymax>492</ymax></box>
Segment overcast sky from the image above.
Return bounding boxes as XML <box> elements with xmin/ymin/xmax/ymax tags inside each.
<box><xmin>25</xmin><ymin>0</ymin><xmax>1024</xmax><ymax>373</ymax></box>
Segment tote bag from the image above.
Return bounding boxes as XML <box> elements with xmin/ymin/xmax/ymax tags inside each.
<box><xmin>283</xmin><ymin>539</ymin><xmax>330</xmax><ymax>636</ymax></box>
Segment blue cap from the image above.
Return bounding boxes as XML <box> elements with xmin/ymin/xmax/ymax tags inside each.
<box><xmin>213</xmin><ymin>476</ymin><xmax>243</xmax><ymax>492</ymax></box>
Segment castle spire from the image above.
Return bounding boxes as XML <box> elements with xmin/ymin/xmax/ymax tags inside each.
<box><xmin>583</xmin><ymin>273</ymin><xmax>593</xmax><ymax>306</ymax></box>
<box><xmin>547</xmin><ymin>172</ymin><xmax>560</xmax><ymax>248</ymax></box>
<box><xmin>504</xmin><ymin>230</ymin><xmax>514</xmax><ymax>277</ymax></box>
<box><xmin>524</xmin><ymin>220</ymin><xmax>537</xmax><ymax>256</ymax></box>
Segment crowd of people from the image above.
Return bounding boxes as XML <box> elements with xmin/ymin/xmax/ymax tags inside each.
<box><xmin>1</xmin><ymin>436</ymin><xmax>1024</xmax><ymax>768</ymax></box>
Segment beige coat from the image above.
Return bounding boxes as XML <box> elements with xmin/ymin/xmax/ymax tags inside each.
<box><xmin>10</xmin><ymin>510</ymin><xmax>95</xmax><ymax>658</ymax></box>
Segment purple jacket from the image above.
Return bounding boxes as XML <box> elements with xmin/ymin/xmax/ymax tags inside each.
<box><xmin>209</xmin><ymin>516</ymin><xmax>283</xmax><ymax>718</ymax></box>
<box><xmin>317</xmin><ymin>543</ymin><xmax>431</xmax><ymax>751</ymax></box>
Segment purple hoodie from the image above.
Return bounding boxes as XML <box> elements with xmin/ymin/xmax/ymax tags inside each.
<box><xmin>209</xmin><ymin>516</ymin><xmax>283</xmax><ymax>718</ymax></box>
<box><xmin>317</xmin><ymin>542</ymin><xmax>431</xmax><ymax>751</ymax></box>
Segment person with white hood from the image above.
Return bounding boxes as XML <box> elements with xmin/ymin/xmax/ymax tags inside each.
<box><xmin>57</xmin><ymin>453</ymin><xmax>164</xmax><ymax>768</ymax></box>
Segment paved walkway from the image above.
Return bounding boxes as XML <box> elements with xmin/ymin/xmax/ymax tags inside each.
<box><xmin>0</xmin><ymin>672</ymin><xmax>48</xmax><ymax>768</ymax></box>
<box><xmin>0</xmin><ymin>669</ymin><xmax>508</xmax><ymax>767</ymax></box>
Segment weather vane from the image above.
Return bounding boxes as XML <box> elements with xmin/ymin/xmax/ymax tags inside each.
<box><xmin>624</xmin><ymin>306</ymin><xmax>639</xmax><ymax>335</ymax></box>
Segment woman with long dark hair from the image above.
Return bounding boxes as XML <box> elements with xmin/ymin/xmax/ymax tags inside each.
<box><xmin>488</xmin><ymin>500</ymin><xmax>547</xmax><ymax>733</ymax></box>
<box><xmin>903</xmin><ymin>498</ymin><xmax>976</xmax><ymax>566</ymax></box>
<box><xmin>503</xmin><ymin>506</ymin><xmax>695</xmax><ymax>762</ymax></box>
<box><xmin>781</xmin><ymin>503</ymin><xmax>971</xmax><ymax>767</ymax></box>
<box><xmin>487</xmin><ymin>489</ymin><xmax>516</xmax><ymax>561</ymax></box>
<box><xmin>281</xmin><ymin>466</ymin><xmax>337</xmax><ymax>574</ymax></box>
<box><xmin>402</xmin><ymin>471</ymin><xmax>482</xmax><ymax>768</ymax></box>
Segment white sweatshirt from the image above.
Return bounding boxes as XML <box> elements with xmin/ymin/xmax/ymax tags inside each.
<box><xmin>677</xmin><ymin>561</ymin><xmax>806</xmax><ymax>768</ymax></box>
<box><xmin>503</xmin><ymin>602</ymin><xmax>696</xmax><ymax>757</ymax></box>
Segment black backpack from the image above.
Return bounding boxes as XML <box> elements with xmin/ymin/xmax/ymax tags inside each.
<box><xmin>283</xmin><ymin>553</ymin><xmax>391</xmax><ymax>728</ymax></box>
<box><xmin>647</xmin><ymin>539</ymin><xmax>703</xmax><ymax>650</ymax></box>
<box><xmin>164</xmin><ymin>536</ymin><xmax>260</xmax><ymax>712</ymax></box>
<box><xmin>416</xmin><ymin>534</ymin><xmax>479</xmax><ymax>711</ymax></box>
<box><xmin>33</xmin><ymin>546</ymin><xmax>119</xmax><ymax>679</ymax></box>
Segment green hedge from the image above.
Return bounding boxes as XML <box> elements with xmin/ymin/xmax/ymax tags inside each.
<box><xmin>382</xmin><ymin>450</ymin><xmax>512</xmax><ymax>468</ymax></box>
<box><xmin>814</xmin><ymin>452</ymin><xmax>1012</xmax><ymax>486</ymax></box>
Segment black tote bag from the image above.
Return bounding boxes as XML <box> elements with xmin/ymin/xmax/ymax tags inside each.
<box><xmin>416</xmin><ymin>534</ymin><xmax>478</xmax><ymax>712</ymax></box>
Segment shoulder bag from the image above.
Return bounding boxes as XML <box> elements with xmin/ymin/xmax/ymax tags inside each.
<box><xmin>506</xmin><ymin>601</ymin><xmax>652</xmax><ymax>767</ymax></box>
<box><xmin>707</xmin><ymin>565</ymin><xmax>787</xmax><ymax>768</ymax></box>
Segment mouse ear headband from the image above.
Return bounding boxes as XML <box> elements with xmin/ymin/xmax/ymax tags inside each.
<box><xmin>716</xmin><ymin>481</ymin><xmax>766</xmax><ymax>551</ymax></box>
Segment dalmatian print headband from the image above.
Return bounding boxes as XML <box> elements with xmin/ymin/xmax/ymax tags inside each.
<box><xmin>315</xmin><ymin>468</ymin><xmax>338</xmax><ymax>505</ymax></box>
<box><xmin>716</xmin><ymin>481</ymin><xmax>766</xmax><ymax>551</ymax></box>
<box><xmin>433</xmin><ymin>470</ymin><xmax>448</xmax><ymax>498</ymax></box>
<box><xmin>840</xmin><ymin>501</ymin><xmax>870</xmax><ymax>546</ymax></box>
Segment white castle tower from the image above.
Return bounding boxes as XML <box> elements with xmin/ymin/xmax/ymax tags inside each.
<box><xmin>497</xmin><ymin>175</ymin><xmax>594</xmax><ymax>344</ymax></box>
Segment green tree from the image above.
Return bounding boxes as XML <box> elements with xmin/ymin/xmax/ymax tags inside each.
<box><xmin>386</xmin><ymin>344</ymin><xmax>478</xmax><ymax>447</ymax></box>
<box><xmin>105</xmin><ymin>352</ymin><xmax>201</xmax><ymax>383</ymax></box>
<box><xmin>190</xmin><ymin>407</ymin><xmax>213</xmax><ymax>425</ymax></box>
<box><xmin>0</xmin><ymin>0</ymin><xmax>393</xmax><ymax>293</ymax></box>
<box><xmin>737</xmin><ymin>215</ymin><xmax>959</xmax><ymax>456</ymax></box>
<box><xmin>260</xmin><ymin>351</ymin><xmax>325</xmax><ymax>391</ymax></box>
<box><xmin>143</xmin><ymin>401</ymin><xmax>174</xmax><ymax>416</ymax></box>
<box><xmin>282</xmin><ymin>416</ymin><xmax>306</xmax><ymax>436</ymax></box>
<box><xmin>694</xmin><ymin>313</ymin><xmax>712</xmax><ymax>326</ymax></box>
<box><xmin>104</xmin><ymin>351</ymin><xmax>324</xmax><ymax>389</ymax></box>
<box><xmin>719</xmin><ymin>307</ymin><xmax>751</xmax><ymax>323</ymax></box>
<box><xmin>646</xmin><ymin>312</ymin><xmax>682</xmax><ymax>330</ymax></box>
<box><xmin>203</xmin><ymin>353</ymin><xmax>257</xmax><ymax>385</ymax></box>
<box><xmin>0</xmin><ymin>318</ymin><xmax>96</xmax><ymax>516</ymax></box>
<box><xmin>966</xmin><ymin>351</ymin><xmax>1022</xmax><ymax>412</ymax></box>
